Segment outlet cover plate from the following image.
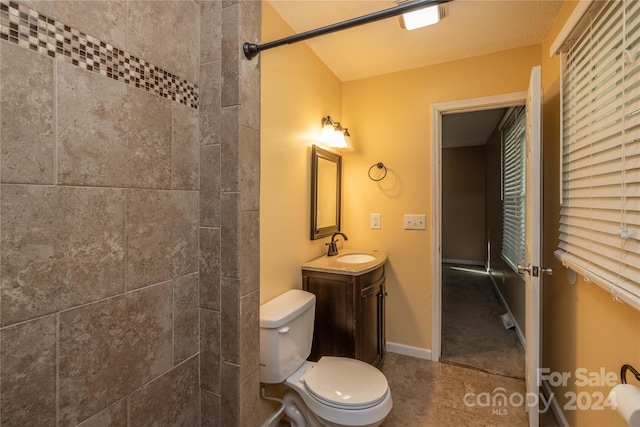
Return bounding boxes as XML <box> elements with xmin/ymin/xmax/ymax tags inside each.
<box><xmin>370</xmin><ymin>213</ymin><xmax>381</xmax><ymax>229</ymax></box>
<box><xmin>404</xmin><ymin>214</ymin><xmax>426</xmax><ymax>230</ymax></box>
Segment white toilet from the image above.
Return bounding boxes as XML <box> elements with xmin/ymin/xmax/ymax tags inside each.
<box><xmin>260</xmin><ymin>289</ymin><xmax>392</xmax><ymax>427</ymax></box>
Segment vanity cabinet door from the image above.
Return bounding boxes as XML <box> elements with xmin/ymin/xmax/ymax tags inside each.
<box><xmin>303</xmin><ymin>272</ymin><xmax>355</xmax><ymax>361</ymax></box>
<box><xmin>302</xmin><ymin>265</ymin><xmax>386</xmax><ymax>367</ymax></box>
<box><xmin>360</xmin><ymin>281</ymin><xmax>382</xmax><ymax>366</ymax></box>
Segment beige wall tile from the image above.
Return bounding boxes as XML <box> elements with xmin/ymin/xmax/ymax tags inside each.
<box><xmin>240</xmin><ymin>211</ymin><xmax>260</xmax><ymax>296</ymax></box>
<box><xmin>200</xmin><ymin>227</ymin><xmax>221</xmax><ymax>311</ymax></box>
<box><xmin>221</xmin><ymin>277</ymin><xmax>239</xmax><ymax>363</ymax></box>
<box><xmin>57</xmin><ymin>62</ymin><xmax>172</xmax><ymax>189</ymax></box>
<box><xmin>239</xmin><ymin>126</ymin><xmax>260</xmax><ymax>211</ymax></box>
<box><xmin>129</xmin><ymin>356</ymin><xmax>200</xmax><ymax>426</ymax></box>
<box><xmin>126</xmin><ymin>189</ymin><xmax>198</xmax><ymax>290</ymax></box>
<box><xmin>240</xmin><ymin>290</ymin><xmax>260</xmax><ymax>378</ymax></box>
<box><xmin>174</xmin><ymin>273</ymin><xmax>199</xmax><ymax>364</ymax></box>
<box><xmin>221</xmin><ymin>4</ymin><xmax>240</xmax><ymax>107</ymax></box>
<box><xmin>172</xmin><ymin>103</ymin><xmax>200</xmax><ymax>191</ymax></box>
<box><xmin>76</xmin><ymin>399</ymin><xmax>127</xmax><ymax>427</ymax></box>
<box><xmin>59</xmin><ymin>282</ymin><xmax>173</xmax><ymax>426</ymax></box>
<box><xmin>241</xmin><ymin>54</ymin><xmax>261</xmax><ymax>131</ymax></box>
<box><xmin>18</xmin><ymin>0</ymin><xmax>128</xmax><ymax>48</ymax></box>
<box><xmin>200</xmin><ymin>144</ymin><xmax>221</xmax><ymax>227</ymax></box>
<box><xmin>221</xmin><ymin>284</ymin><xmax>259</xmax><ymax>376</ymax></box>
<box><xmin>127</xmin><ymin>0</ymin><xmax>200</xmax><ymax>84</ymax></box>
<box><xmin>221</xmin><ymin>192</ymin><xmax>239</xmax><ymax>278</ymax></box>
<box><xmin>200</xmin><ymin>62</ymin><xmax>222</xmax><ymax>147</ymax></box>
<box><xmin>200</xmin><ymin>308</ymin><xmax>221</xmax><ymax>394</ymax></box>
<box><xmin>1</xmin><ymin>185</ymin><xmax>125</xmax><ymax>326</ymax></box>
<box><xmin>201</xmin><ymin>388</ymin><xmax>221</xmax><ymax>427</ymax></box>
<box><xmin>0</xmin><ymin>315</ymin><xmax>56</xmax><ymax>426</ymax></box>
<box><xmin>221</xmin><ymin>361</ymin><xmax>239</xmax><ymax>426</ymax></box>
<box><xmin>221</xmin><ymin>106</ymin><xmax>239</xmax><ymax>192</ymax></box>
<box><xmin>239</xmin><ymin>0</ymin><xmax>261</xmax><ymax>132</ymax></box>
<box><xmin>0</xmin><ymin>0</ymin><xmax>264</xmax><ymax>426</ymax></box>
<box><xmin>0</xmin><ymin>43</ymin><xmax>55</xmax><ymax>184</ymax></box>
<box><xmin>240</xmin><ymin>369</ymin><xmax>260</xmax><ymax>426</ymax></box>
<box><xmin>201</xmin><ymin>0</ymin><xmax>222</xmax><ymax>65</ymax></box>
<box><xmin>240</xmin><ymin>0</ymin><xmax>261</xmax><ymax>43</ymax></box>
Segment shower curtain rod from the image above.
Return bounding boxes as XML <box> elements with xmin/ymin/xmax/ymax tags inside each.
<box><xmin>243</xmin><ymin>0</ymin><xmax>452</xmax><ymax>60</ymax></box>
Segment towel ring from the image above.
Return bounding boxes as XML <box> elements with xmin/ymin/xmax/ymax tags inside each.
<box><xmin>368</xmin><ymin>162</ymin><xmax>387</xmax><ymax>182</ymax></box>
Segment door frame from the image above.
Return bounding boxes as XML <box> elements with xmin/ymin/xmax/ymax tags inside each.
<box><xmin>430</xmin><ymin>91</ymin><xmax>528</xmax><ymax>361</ymax></box>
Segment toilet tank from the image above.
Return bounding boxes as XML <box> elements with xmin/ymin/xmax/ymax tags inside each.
<box><xmin>259</xmin><ymin>289</ymin><xmax>315</xmax><ymax>384</ymax></box>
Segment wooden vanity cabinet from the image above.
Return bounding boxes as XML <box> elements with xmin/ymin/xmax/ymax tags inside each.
<box><xmin>302</xmin><ymin>265</ymin><xmax>386</xmax><ymax>367</ymax></box>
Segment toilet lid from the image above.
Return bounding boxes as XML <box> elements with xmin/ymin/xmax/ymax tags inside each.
<box><xmin>303</xmin><ymin>357</ymin><xmax>388</xmax><ymax>409</ymax></box>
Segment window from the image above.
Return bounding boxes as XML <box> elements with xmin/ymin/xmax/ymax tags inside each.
<box><xmin>501</xmin><ymin>106</ymin><xmax>526</xmax><ymax>272</ymax></box>
<box><xmin>556</xmin><ymin>0</ymin><xmax>640</xmax><ymax>310</ymax></box>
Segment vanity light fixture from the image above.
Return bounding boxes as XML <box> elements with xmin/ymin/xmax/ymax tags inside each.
<box><xmin>343</xmin><ymin>128</ymin><xmax>353</xmax><ymax>149</ymax></box>
<box><xmin>319</xmin><ymin>116</ymin><xmax>353</xmax><ymax>150</ymax></box>
<box><xmin>397</xmin><ymin>2</ymin><xmax>447</xmax><ymax>30</ymax></box>
<box><xmin>319</xmin><ymin>116</ymin><xmax>338</xmax><ymax>145</ymax></box>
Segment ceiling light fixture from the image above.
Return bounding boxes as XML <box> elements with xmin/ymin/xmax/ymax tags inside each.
<box><xmin>398</xmin><ymin>2</ymin><xmax>447</xmax><ymax>30</ymax></box>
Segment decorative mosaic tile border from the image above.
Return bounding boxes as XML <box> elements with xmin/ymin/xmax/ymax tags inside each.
<box><xmin>0</xmin><ymin>0</ymin><xmax>199</xmax><ymax>109</ymax></box>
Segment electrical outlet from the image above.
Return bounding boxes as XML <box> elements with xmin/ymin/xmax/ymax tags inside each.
<box><xmin>404</xmin><ymin>214</ymin><xmax>426</xmax><ymax>230</ymax></box>
<box><xmin>370</xmin><ymin>213</ymin><xmax>381</xmax><ymax>229</ymax></box>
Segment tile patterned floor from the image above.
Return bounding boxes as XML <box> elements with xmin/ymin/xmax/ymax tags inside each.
<box><xmin>379</xmin><ymin>353</ymin><xmax>560</xmax><ymax>427</ymax></box>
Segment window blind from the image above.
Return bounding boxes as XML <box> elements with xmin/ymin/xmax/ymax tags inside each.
<box><xmin>502</xmin><ymin>106</ymin><xmax>526</xmax><ymax>272</ymax></box>
<box><xmin>556</xmin><ymin>0</ymin><xmax>640</xmax><ymax>310</ymax></box>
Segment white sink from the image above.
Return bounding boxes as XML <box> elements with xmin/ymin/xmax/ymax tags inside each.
<box><xmin>337</xmin><ymin>253</ymin><xmax>376</xmax><ymax>264</ymax></box>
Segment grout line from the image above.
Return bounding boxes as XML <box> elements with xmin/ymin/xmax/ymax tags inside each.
<box><xmin>172</xmin><ymin>280</ymin><xmax>175</xmax><ymax>366</ymax></box>
<box><xmin>0</xmin><ymin>182</ymin><xmax>199</xmax><ymax>192</ymax></box>
<box><xmin>0</xmin><ymin>38</ymin><xmax>3</xmax><ymax>427</ymax></box>
<box><xmin>171</xmin><ymin>105</ymin><xmax>175</xmax><ymax>190</ymax></box>
<box><xmin>56</xmin><ymin>313</ymin><xmax>60</xmax><ymax>427</ymax></box>
<box><xmin>124</xmin><ymin>188</ymin><xmax>128</xmax><ymax>293</ymax></box>
<box><xmin>53</xmin><ymin>59</ymin><xmax>58</xmax><ymax>186</ymax></box>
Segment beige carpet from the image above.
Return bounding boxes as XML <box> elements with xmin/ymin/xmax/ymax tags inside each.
<box><xmin>441</xmin><ymin>264</ymin><xmax>525</xmax><ymax>379</ymax></box>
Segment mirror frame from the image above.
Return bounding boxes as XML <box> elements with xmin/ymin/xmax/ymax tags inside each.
<box><xmin>310</xmin><ymin>145</ymin><xmax>342</xmax><ymax>240</ymax></box>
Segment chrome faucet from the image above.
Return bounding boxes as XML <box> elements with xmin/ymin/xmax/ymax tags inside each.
<box><xmin>326</xmin><ymin>232</ymin><xmax>348</xmax><ymax>256</ymax></box>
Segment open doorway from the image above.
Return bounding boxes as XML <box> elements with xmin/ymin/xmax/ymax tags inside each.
<box><xmin>430</xmin><ymin>93</ymin><xmax>528</xmax><ymax>374</ymax></box>
<box><xmin>439</xmin><ymin>106</ymin><xmax>525</xmax><ymax>378</ymax></box>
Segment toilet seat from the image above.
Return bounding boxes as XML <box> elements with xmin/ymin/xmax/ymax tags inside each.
<box><xmin>303</xmin><ymin>357</ymin><xmax>389</xmax><ymax>410</ymax></box>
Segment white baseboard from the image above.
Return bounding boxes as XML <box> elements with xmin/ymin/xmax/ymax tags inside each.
<box><xmin>487</xmin><ymin>272</ymin><xmax>526</xmax><ymax>347</ymax></box>
<box><xmin>386</xmin><ymin>342</ymin><xmax>432</xmax><ymax>360</ymax></box>
<box><xmin>541</xmin><ymin>379</ymin><xmax>569</xmax><ymax>427</ymax></box>
<box><xmin>442</xmin><ymin>258</ymin><xmax>485</xmax><ymax>267</ymax></box>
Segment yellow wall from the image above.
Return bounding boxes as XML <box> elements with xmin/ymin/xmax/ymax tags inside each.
<box><xmin>540</xmin><ymin>3</ymin><xmax>640</xmax><ymax>426</ymax></box>
<box><xmin>341</xmin><ymin>46</ymin><xmax>540</xmax><ymax>349</ymax></box>
<box><xmin>260</xmin><ymin>2</ymin><xmax>343</xmax><ymax>304</ymax></box>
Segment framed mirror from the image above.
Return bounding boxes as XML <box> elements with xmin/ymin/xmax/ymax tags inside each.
<box><xmin>311</xmin><ymin>145</ymin><xmax>342</xmax><ymax>240</ymax></box>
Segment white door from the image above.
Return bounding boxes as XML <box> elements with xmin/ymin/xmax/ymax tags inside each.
<box><xmin>522</xmin><ymin>65</ymin><xmax>545</xmax><ymax>427</ymax></box>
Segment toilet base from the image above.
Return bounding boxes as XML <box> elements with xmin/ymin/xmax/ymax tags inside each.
<box><xmin>284</xmin><ymin>389</ymin><xmax>385</xmax><ymax>427</ymax></box>
<box><xmin>282</xmin><ymin>361</ymin><xmax>391</xmax><ymax>427</ymax></box>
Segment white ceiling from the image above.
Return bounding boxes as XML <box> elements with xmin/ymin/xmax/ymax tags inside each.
<box><xmin>267</xmin><ymin>0</ymin><xmax>564</xmax><ymax>82</ymax></box>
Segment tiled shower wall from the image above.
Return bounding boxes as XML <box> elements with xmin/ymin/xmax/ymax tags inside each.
<box><xmin>0</xmin><ymin>0</ymin><xmax>260</xmax><ymax>425</ymax></box>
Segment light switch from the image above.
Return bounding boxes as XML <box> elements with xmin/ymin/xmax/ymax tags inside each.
<box><xmin>370</xmin><ymin>213</ymin><xmax>381</xmax><ymax>229</ymax></box>
<box><xmin>404</xmin><ymin>214</ymin><xmax>426</xmax><ymax>230</ymax></box>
